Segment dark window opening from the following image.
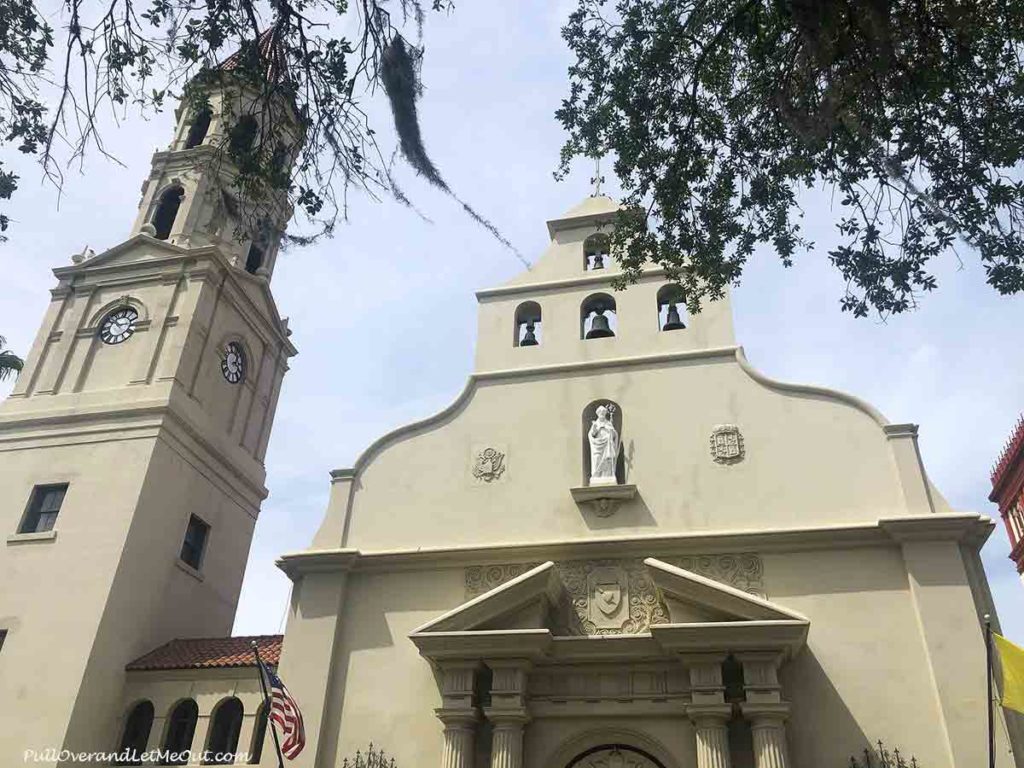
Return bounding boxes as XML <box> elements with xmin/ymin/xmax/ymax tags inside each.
<box><xmin>584</xmin><ymin>233</ymin><xmax>610</xmax><ymax>271</ymax></box>
<box><xmin>151</xmin><ymin>186</ymin><xmax>184</xmax><ymax>241</ymax></box>
<box><xmin>179</xmin><ymin>515</ymin><xmax>209</xmax><ymax>570</ymax></box>
<box><xmin>161</xmin><ymin>699</ymin><xmax>198</xmax><ymax>765</ymax></box>
<box><xmin>245</xmin><ymin>242</ymin><xmax>265</xmax><ymax>274</ymax></box>
<box><xmin>229</xmin><ymin>115</ymin><xmax>259</xmax><ymax>156</ymax></box>
<box><xmin>657</xmin><ymin>284</ymin><xmax>687</xmax><ymax>331</ymax></box>
<box><xmin>116</xmin><ymin>701</ymin><xmax>154</xmax><ymax>766</ymax></box>
<box><xmin>206</xmin><ymin>698</ymin><xmax>243</xmax><ymax>764</ymax></box>
<box><xmin>0</xmin><ymin>630</ymin><xmax>7</xmax><ymax>653</ymax></box>
<box><xmin>184</xmin><ymin>109</ymin><xmax>212</xmax><ymax>149</ymax></box>
<box><xmin>19</xmin><ymin>484</ymin><xmax>68</xmax><ymax>534</ymax></box>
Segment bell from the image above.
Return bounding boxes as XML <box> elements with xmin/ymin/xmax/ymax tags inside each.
<box><xmin>520</xmin><ymin>321</ymin><xmax>539</xmax><ymax>346</ymax></box>
<box><xmin>662</xmin><ymin>302</ymin><xmax>685</xmax><ymax>331</ymax></box>
<box><xmin>586</xmin><ymin>309</ymin><xmax>615</xmax><ymax>339</ymax></box>
<box><xmin>592</xmin><ymin>252</ymin><xmax>605</xmax><ymax>269</ymax></box>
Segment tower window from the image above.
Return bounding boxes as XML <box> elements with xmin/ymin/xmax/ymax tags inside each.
<box><xmin>184</xmin><ymin>109</ymin><xmax>211</xmax><ymax>149</ymax></box>
<box><xmin>584</xmin><ymin>233</ymin><xmax>610</xmax><ymax>271</ymax></box>
<box><xmin>514</xmin><ymin>301</ymin><xmax>542</xmax><ymax>347</ymax></box>
<box><xmin>249</xmin><ymin>704</ymin><xmax>269</xmax><ymax>764</ymax></box>
<box><xmin>230</xmin><ymin>115</ymin><xmax>259</xmax><ymax>156</ymax></box>
<box><xmin>151</xmin><ymin>186</ymin><xmax>184</xmax><ymax>240</ymax></box>
<box><xmin>19</xmin><ymin>484</ymin><xmax>68</xmax><ymax>534</ymax></box>
<box><xmin>245</xmin><ymin>242</ymin><xmax>265</xmax><ymax>274</ymax></box>
<box><xmin>657</xmin><ymin>284</ymin><xmax>687</xmax><ymax>331</ymax></box>
<box><xmin>162</xmin><ymin>699</ymin><xmax>198</xmax><ymax>765</ymax></box>
<box><xmin>580</xmin><ymin>293</ymin><xmax>617</xmax><ymax>339</ymax></box>
<box><xmin>117</xmin><ymin>701</ymin><xmax>154</xmax><ymax>765</ymax></box>
<box><xmin>179</xmin><ymin>515</ymin><xmax>209</xmax><ymax>570</ymax></box>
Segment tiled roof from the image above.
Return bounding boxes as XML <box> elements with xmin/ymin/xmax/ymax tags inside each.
<box><xmin>217</xmin><ymin>26</ymin><xmax>289</xmax><ymax>83</ymax></box>
<box><xmin>992</xmin><ymin>415</ymin><xmax>1024</xmax><ymax>488</ymax></box>
<box><xmin>126</xmin><ymin>635</ymin><xmax>283</xmax><ymax>671</ymax></box>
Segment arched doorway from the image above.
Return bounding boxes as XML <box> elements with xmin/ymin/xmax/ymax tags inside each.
<box><xmin>566</xmin><ymin>745</ymin><xmax>667</xmax><ymax>768</ymax></box>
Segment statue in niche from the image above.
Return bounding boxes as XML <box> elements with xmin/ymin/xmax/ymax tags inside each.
<box><xmin>588</xmin><ymin>404</ymin><xmax>620</xmax><ymax>485</ymax></box>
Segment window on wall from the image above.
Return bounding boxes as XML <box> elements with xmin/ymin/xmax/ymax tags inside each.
<box><xmin>151</xmin><ymin>186</ymin><xmax>185</xmax><ymax>240</ymax></box>
<box><xmin>184</xmin><ymin>109</ymin><xmax>212</xmax><ymax>149</ymax></box>
<box><xmin>19</xmin><ymin>484</ymin><xmax>68</xmax><ymax>534</ymax></box>
<box><xmin>0</xmin><ymin>630</ymin><xmax>7</xmax><ymax>653</ymax></box>
<box><xmin>179</xmin><ymin>515</ymin><xmax>210</xmax><ymax>571</ymax></box>
<box><xmin>116</xmin><ymin>701</ymin><xmax>154</xmax><ymax>766</ymax></box>
<box><xmin>162</xmin><ymin>699</ymin><xmax>198</xmax><ymax>765</ymax></box>
<box><xmin>513</xmin><ymin>301</ymin><xmax>542</xmax><ymax>347</ymax></box>
<box><xmin>580</xmin><ymin>293</ymin><xmax>617</xmax><ymax>339</ymax></box>
<box><xmin>583</xmin><ymin>233</ymin><xmax>610</xmax><ymax>271</ymax></box>
<box><xmin>205</xmin><ymin>697</ymin><xmax>243</xmax><ymax>764</ymax></box>
<box><xmin>229</xmin><ymin>115</ymin><xmax>259</xmax><ymax>156</ymax></box>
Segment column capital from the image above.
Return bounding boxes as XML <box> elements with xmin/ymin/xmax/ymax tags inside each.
<box><xmin>686</xmin><ymin>703</ymin><xmax>733</xmax><ymax>726</ymax></box>
<box><xmin>484</xmin><ymin>707</ymin><xmax>531</xmax><ymax>727</ymax></box>
<box><xmin>740</xmin><ymin>702</ymin><xmax>791</xmax><ymax>725</ymax></box>
<box><xmin>435</xmin><ymin>707</ymin><xmax>479</xmax><ymax>729</ymax></box>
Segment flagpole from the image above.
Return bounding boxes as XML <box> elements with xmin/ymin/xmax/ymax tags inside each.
<box><xmin>252</xmin><ymin>641</ymin><xmax>286</xmax><ymax>768</ymax></box>
<box><xmin>985</xmin><ymin>614</ymin><xmax>994</xmax><ymax>768</ymax></box>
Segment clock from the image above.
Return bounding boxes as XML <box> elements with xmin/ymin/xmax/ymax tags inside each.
<box><xmin>221</xmin><ymin>342</ymin><xmax>246</xmax><ymax>384</ymax></box>
<box><xmin>99</xmin><ymin>307</ymin><xmax>138</xmax><ymax>345</ymax></box>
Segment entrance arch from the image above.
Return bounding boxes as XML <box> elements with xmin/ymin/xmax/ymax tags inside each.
<box><xmin>567</xmin><ymin>745</ymin><xmax>668</xmax><ymax>768</ymax></box>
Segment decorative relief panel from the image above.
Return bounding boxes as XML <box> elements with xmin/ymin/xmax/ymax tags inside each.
<box><xmin>574</xmin><ymin>747</ymin><xmax>662</xmax><ymax>768</ymax></box>
<box><xmin>464</xmin><ymin>553</ymin><xmax>765</xmax><ymax>636</ymax></box>
<box><xmin>710</xmin><ymin>424</ymin><xmax>745</xmax><ymax>464</ymax></box>
<box><xmin>470</xmin><ymin>445</ymin><xmax>507</xmax><ymax>484</ymax></box>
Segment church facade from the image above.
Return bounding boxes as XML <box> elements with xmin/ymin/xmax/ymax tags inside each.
<box><xmin>0</xmin><ymin>74</ymin><xmax>1021</xmax><ymax>768</ymax></box>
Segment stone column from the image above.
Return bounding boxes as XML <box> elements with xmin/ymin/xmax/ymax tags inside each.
<box><xmin>682</xmin><ymin>654</ymin><xmax>732</xmax><ymax>768</ymax></box>
<box><xmin>436</xmin><ymin>710</ymin><xmax>478</xmax><ymax>768</ymax></box>
<box><xmin>434</xmin><ymin>661</ymin><xmax>481</xmax><ymax>768</ymax></box>
<box><xmin>744</xmin><ymin>706</ymin><xmax>791</xmax><ymax>768</ymax></box>
<box><xmin>484</xmin><ymin>659</ymin><xmax>532</xmax><ymax>768</ymax></box>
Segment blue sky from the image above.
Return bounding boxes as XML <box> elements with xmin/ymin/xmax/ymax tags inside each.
<box><xmin>1</xmin><ymin>0</ymin><xmax>1021</xmax><ymax>640</ymax></box>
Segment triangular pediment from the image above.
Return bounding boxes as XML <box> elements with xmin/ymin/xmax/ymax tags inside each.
<box><xmin>54</xmin><ymin>235</ymin><xmax>196</xmax><ymax>275</ymax></box>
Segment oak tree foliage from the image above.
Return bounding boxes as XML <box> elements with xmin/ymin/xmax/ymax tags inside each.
<box><xmin>557</xmin><ymin>0</ymin><xmax>1024</xmax><ymax>316</ymax></box>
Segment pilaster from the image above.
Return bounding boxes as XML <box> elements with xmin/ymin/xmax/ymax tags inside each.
<box><xmin>484</xmin><ymin>659</ymin><xmax>532</xmax><ymax>768</ymax></box>
<box><xmin>741</xmin><ymin>704</ymin><xmax>791</xmax><ymax>768</ymax></box>
<box><xmin>435</xmin><ymin>661</ymin><xmax>481</xmax><ymax>768</ymax></box>
<box><xmin>682</xmin><ymin>654</ymin><xmax>732</xmax><ymax>768</ymax></box>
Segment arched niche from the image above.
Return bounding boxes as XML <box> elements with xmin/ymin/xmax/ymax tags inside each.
<box><xmin>161</xmin><ymin>698</ymin><xmax>198</xmax><ymax>765</ymax></box>
<box><xmin>116</xmin><ymin>700</ymin><xmax>154</xmax><ymax>765</ymax></box>
<box><xmin>566</xmin><ymin>745</ymin><xmax>668</xmax><ymax>768</ymax></box>
<box><xmin>205</xmin><ymin>696</ymin><xmax>243</xmax><ymax>764</ymax></box>
<box><xmin>545</xmin><ymin>729</ymin><xmax>678</xmax><ymax>768</ymax></box>
<box><xmin>583</xmin><ymin>233</ymin><xmax>610</xmax><ymax>271</ymax></box>
<box><xmin>151</xmin><ymin>185</ymin><xmax>185</xmax><ymax>240</ymax></box>
<box><xmin>580</xmin><ymin>293</ymin><xmax>617</xmax><ymax>340</ymax></box>
<box><xmin>514</xmin><ymin>300</ymin><xmax>542</xmax><ymax>347</ymax></box>
<box><xmin>581</xmin><ymin>399</ymin><xmax>625</xmax><ymax>486</ymax></box>
<box><xmin>184</xmin><ymin>108</ymin><xmax>212</xmax><ymax>149</ymax></box>
<box><xmin>656</xmin><ymin>284</ymin><xmax>687</xmax><ymax>331</ymax></box>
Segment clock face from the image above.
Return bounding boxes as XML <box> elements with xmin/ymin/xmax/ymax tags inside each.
<box><xmin>99</xmin><ymin>307</ymin><xmax>138</xmax><ymax>345</ymax></box>
<box><xmin>221</xmin><ymin>342</ymin><xmax>246</xmax><ymax>384</ymax></box>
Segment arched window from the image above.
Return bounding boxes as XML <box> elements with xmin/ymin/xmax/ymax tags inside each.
<box><xmin>205</xmin><ymin>697</ymin><xmax>243</xmax><ymax>765</ymax></box>
<box><xmin>245</xmin><ymin>241</ymin><xmax>265</xmax><ymax>274</ymax></box>
<box><xmin>230</xmin><ymin>115</ymin><xmax>259</xmax><ymax>155</ymax></box>
<box><xmin>583</xmin><ymin>233</ymin><xmax>610</xmax><ymax>271</ymax></box>
<box><xmin>513</xmin><ymin>301</ymin><xmax>542</xmax><ymax>347</ymax></box>
<box><xmin>184</xmin><ymin>109</ymin><xmax>212</xmax><ymax>149</ymax></box>
<box><xmin>151</xmin><ymin>186</ymin><xmax>184</xmax><ymax>241</ymax></box>
<box><xmin>580</xmin><ymin>293</ymin><xmax>617</xmax><ymax>339</ymax></box>
<box><xmin>581</xmin><ymin>399</ymin><xmax>625</xmax><ymax>485</ymax></box>
<box><xmin>657</xmin><ymin>284</ymin><xmax>686</xmax><ymax>331</ymax></box>
<box><xmin>248</xmin><ymin>703</ymin><xmax>269</xmax><ymax>764</ymax></box>
<box><xmin>161</xmin><ymin>699</ymin><xmax>198</xmax><ymax>766</ymax></box>
<box><xmin>116</xmin><ymin>701</ymin><xmax>154</xmax><ymax>765</ymax></box>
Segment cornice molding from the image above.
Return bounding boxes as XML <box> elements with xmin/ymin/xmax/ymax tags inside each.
<box><xmin>475</xmin><ymin>267</ymin><xmax>666</xmax><ymax>300</ymax></box>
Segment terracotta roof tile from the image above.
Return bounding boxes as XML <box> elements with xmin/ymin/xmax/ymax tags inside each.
<box><xmin>126</xmin><ymin>635</ymin><xmax>282</xmax><ymax>671</ymax></box>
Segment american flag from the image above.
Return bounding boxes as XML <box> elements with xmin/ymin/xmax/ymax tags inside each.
<box><xmin>259</xmin><ymin>660</ymin><xmax>306</xmax><ymax>760</ymax></box>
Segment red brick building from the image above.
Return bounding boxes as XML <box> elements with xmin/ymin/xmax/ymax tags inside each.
<box><xmin>991</xmin><ymin>415</ymin><xmax>1024</xmax><ymax>583</ymax></box>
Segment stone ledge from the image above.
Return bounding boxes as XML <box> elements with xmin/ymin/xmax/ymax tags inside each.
<box><xmin>6</xmin><ymin>529</ymin><xmax>58</xmax><ymax>545</ymax></box>
<box><xmin>570</xmin><ymin>484</ymin><xmax>637</xmax><ymax>517</ymax></box>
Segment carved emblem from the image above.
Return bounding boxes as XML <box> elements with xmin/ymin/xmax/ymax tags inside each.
<box><xmin>588</xmin><ymin>567</ymin><xmax>628</xmax><ymax>628</ymax></box>
<box><xmin>710</xmin><ymin>424</ymin><xmax>745</xmax><ymax>464</ymax></box>
<box><xmin>471</xmin><ymin>447</ymin><xmax>506</xmax><ymax>483</ymax></box>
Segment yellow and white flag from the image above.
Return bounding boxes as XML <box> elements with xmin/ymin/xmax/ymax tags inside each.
<box><xmin>993</xmin><ymin>632</ymin><xmax>1024</xmax><ymax>715</ymax></box>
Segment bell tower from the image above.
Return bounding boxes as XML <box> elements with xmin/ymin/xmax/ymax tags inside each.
<box><xmin>0</xmin><ymin>38</ymin><xmax>298</xmax><ymax>765</ymax></box>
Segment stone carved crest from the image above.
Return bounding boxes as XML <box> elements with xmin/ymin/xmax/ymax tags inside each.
<box><xmin>471</xmin><ymin>447</ymin><xmax>506</xmax><ymax>483</ymax></box>
<box><xmin>710</xmin><ymin>424</ymin><xmax>745</xmax><ymax>464</ymax></box>
<box><xmin>465</xmin><ymin>553</ymin><xmax>766</xmax><ymax>635</ymax></box>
